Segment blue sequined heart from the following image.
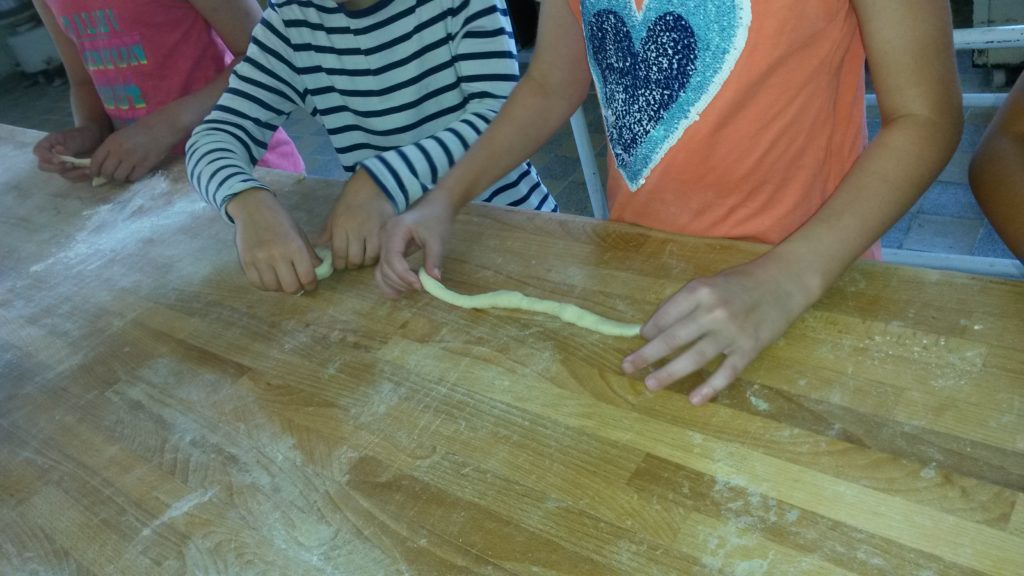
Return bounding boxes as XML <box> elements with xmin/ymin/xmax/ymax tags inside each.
<box><xmin>583</xmin><ymin>0</ymin><xmax>751</xmax><ymax>190</ymax></box>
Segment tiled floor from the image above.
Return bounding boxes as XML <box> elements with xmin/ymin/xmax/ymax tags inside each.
<box><xmin>0</xmin><ymin>74</ymin><xmax>73</xmax><ymax>135</ymax></box>
<box><xmin>0</xmin><ymin>49</ymin><xmax>1017</xmax><ymax>264</ymax></box>
<box><xmin>870</xmin><ymin>103</ymin><xmax>1017</xmax><ymax>261</ymax></box>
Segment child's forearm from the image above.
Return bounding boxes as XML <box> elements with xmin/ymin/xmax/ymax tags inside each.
<box><xmin>969</xmin><ymin>132</ymin><xmax>1024</xmax><ymax>259</ymax></box>
<box><xmin>429</xmin><ymin>72</ymin><xmax>586</xmax><ymax>211</ymax></box>
<box><xmin>69</xmin><ymin>81</ymin><xmax>112</xmax><ymax>136</ymax></box>
<box><xmin>146</xmin><ymin>66</ymin><xmax>236</xmax><ymax>146</ymax></box>
<box><xmin>773</xmin><ymin>112</ymin><xmax>962</xmax><ymax>300</ymax></box>
<box><xmin>225</xmin><ymin>187</ymin><xmax>276</xmax><ymax>222</ymax></box>
<box><xmin>765</xmin><ymin>0</ymin><xmax>962</xmax><ymax>302</ymax></box>
<box><xmin>169</xmin><ymin>0</ymin><xmax>262</xmax><ymax>144</ymax></box>
<box><xmin>186</xmin><ymin>8</ymin><xmax>306</xmax><ymax>220</ymax></box>
<box><xmin>968</xmin><ymin>78</ymin><xmax>1024</xmax><ymax>259</ymax></box>
<box><xmin>427</xmin><ymin>0</ymin><xmax>591</xmax><ymax>212</ymax></box>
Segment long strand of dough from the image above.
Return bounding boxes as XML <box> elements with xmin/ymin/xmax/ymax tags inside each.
<box><xmin>418</xmin><ymin>268</ymin><xmax>642</xmax><ymax>338</ymax></box>
<box><xmin>55</xmin><ymin>154</ymin><xmax>110</xmax><ymax>187</ymax></box>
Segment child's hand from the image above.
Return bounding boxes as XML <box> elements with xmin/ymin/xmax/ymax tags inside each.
<box><xmin>90</xmin><ymin>114</ymin><xmax>178</xmax><ymax>183</ymax></box>
<box><xmin>316</xmin><ymin>169</ymin><xmax>395</xmax><ymax>271</ymax></box>
<box><xmin>228</xmin><ymin>188</ymin><xmax>320</xmax><ymax>294</ymax></box>
<box><xmin>622</xmin><ymin>255</ymin><xmax>819</xmax><ymax>405</ymax></box>
<box><xmin>375</xmin><ymin>195</ymin><xmax>456</xmax><ymax>299</ymax></box>
<box><xmin>33</xmin><ymin>126</ymin><xmax>106</xmax><ymax>182</ymax></box>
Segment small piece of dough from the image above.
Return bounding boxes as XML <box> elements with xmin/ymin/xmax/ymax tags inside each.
<box><xmin>55</xmin><ymin>154</ymin><xmax>109</xmax><ymax>187</ymax></box>
<box><xmin>55</xmin><ymin>154</ymin><xmax>90</xmax><ymax>168</ymax></box>
<box><xmin>314</xmin><ymin>248</ymin><xmax>333</xmax><ymax>281</ymax></box>
<box><xmin>418</xmin><ymin>268</ymin><xmax>642</xmax><ymax>338</ymax></box>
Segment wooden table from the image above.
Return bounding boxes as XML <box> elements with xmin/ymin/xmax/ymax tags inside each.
<box><xmin>1</xmin><ymin>123</ymin><xmax>1022</xmax><ymax>575</ymax></box>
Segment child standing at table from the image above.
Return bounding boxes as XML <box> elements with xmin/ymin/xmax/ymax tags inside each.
<box><xmin>31</xmin><ymin>0</ymin><xmax>303</xmax><ymax>184</ymax></box>
<box><xmin>186</xmin><ymin>0</ymin><xmax>554</xmax><ymax>295</ymax></box>
<box><xmin>375</xmin><ymin>0</ymin><xmax>963</xmax><ymax>405</ymax></box>
<box><xmin>969</xmin><ymin>73</ymin><xmax>1024</xmax><ymax>261</ymax></box>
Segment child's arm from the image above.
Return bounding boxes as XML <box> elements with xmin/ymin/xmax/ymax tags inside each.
<box><xmin>324</xmin><ymin>0</ymin><xmax>571</xmax><ymax>273</ymax></box>
<box><xmin>186</xmin><ymin>6</ymin><xmax>317</xmax><ymax>294</ymax></box>
<box><xmin>969</xmin><ymin>75</ymin><xmax>1024</xmax><ymax>259</ymax></box>
<box><xmin>356</xmin><ymin>0</ymin><xmax>552</xmax><ymax>214</ymax></box>
<box><xmin>88</xmin><ymin>0</ymin><xmax>263</xmax><ymax>183</ymax></box>
<box><xmin>623</xmin><ymin>0</ymin><xmax>963</xmax><ymax>405</ymax></box>
<box><xmin>375</xmin><ymin>0</ymin><xmax>591</xmax><ymax>295</ymax></box>
<box><xmin>30</xmin><ymin>0</ymin><xmax>112</xmax><ymax>181</ymax></box>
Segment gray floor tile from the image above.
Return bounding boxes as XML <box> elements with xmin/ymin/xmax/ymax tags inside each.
<box><xmin>35</xmin><ymin>119</ymin><xmax>69</xmax><ymax>134</ymax></box>
<box><xmin>915</xmin><ymin>181</ymin><xmax>984</xmax><ymax>219</ymax></box>
<box><xmin>536</xmin><ymin>125</ymin><xmax>572</xmax><ymax>157</ymax></box>
<box><xmin>965</xmin><ymin>107</ymin><xmax>999</xmax><ymax>127</ymax></box>
<box><xmin>867</xmin><ymin>118</ymin><xmax>881</xmax><ymax>139</ymax></box>
<box><xmin>559</xmin><ymin>125</ymin><xmax>607</xmax><ymax>157</ymax></box>
<box><xmin>937</xmin><ymin>151</ymin><xmax>971</xmax><ymax>185</ymax></box>
<box><xmin>535</xmin><ymin>153</ymin><xmax>581</xmax><ymax>182</ymax></box>
<box><xmin>974</xmin><ymin>221</ymin><xmax>1018</xmax><ymax>260</ymax></box>
<box><xmin>881</xmin><ymin>210</ymin><xmax>915</xmax><ymax>249</ymax></box>
<box><xmin>960</xmin><ymin>122</ymin><xmax>988</xmax><ymax>151</ymax></box>
<box><xmin>550</xmin><ymin>177</ymin><xmax>595</xmax><ymax>217</ymax></box>
<box><xmin>902</xmin><ymin>214</ymin><xmax>983</xmax><ymax>255</ymax></box>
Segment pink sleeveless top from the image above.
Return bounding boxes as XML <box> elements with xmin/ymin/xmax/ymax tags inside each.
<box><xmin>43</xmin><ymin>0</ymin><xmax>304</xmax><ymax>173</ymax></box>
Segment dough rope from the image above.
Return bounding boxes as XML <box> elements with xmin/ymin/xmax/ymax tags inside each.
<box><xmin>418</xmin><ymin>268</ymin><xmax>642</xmax><ymax>338</ymax></box>
<box><xmin>55</xmin><ymin>154</ymin><xmax>110</xmax><ymax>187</ymax></box>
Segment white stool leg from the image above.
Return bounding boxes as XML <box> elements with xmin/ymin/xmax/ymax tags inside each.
<box><xmin>569</xmin><ymin>106</ymin><xmax>608</xmax><ymax>220</ymax></box>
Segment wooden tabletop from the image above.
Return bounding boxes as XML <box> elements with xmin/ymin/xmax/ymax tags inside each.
<box><xmin>1</xmin><ymin>123</ymin><xmax>1022</xmax><ymax>575</ymax></box>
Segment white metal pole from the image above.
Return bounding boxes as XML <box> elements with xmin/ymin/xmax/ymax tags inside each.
<box><xmin>953</xmin><ymin>25</ymin><xmax>1024</xmax><ymax>50</ymax></box>
<box><xmin>569</xmin><ymin>107</ymin><xmax>609</xmax><ymax>220</ymax></box>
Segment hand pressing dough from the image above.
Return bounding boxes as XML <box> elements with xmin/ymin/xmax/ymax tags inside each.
<box><xmin>417</xmin><ymin>268</ymin><xmax>642</xmax><ymax>337</ymax></box>
<box><xmin>55</xmin><ymin>154</ymin><xmax>110</xmax><ymax>187</ymax></box>
<box><xmin>314</xmin><ymin>248</ymin><xmax>333</xmax><ymax>281</ymax></box>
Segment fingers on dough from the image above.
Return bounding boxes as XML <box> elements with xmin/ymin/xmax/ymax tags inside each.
<box><xmin>314</xmin><ymin>247</ymin><xmax>334</xmax><ymax>281</ymax></box>
<box><xmin>55</xmin><ymin>155</ymin><xmax>109</xmax><ymax>187</ymax></box>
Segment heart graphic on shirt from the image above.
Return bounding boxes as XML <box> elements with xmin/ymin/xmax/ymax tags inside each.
<box><xmin>583</xmin><ymin>0</ymin><xmax>751</xmax><ymax>191</ymax></box>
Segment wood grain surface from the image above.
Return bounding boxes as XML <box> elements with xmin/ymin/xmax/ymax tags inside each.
<box><xmin>1</xmin><ymin>124</ymin><xmax>1022</xmax><ymax>575</ymax></box>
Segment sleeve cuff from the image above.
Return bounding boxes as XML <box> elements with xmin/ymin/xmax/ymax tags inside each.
<box><xmin>217</xmin><ymin>179</ymin><xmax>271</xmax><ymax>223</ymax></box>
<box><xmin>359</xmin><ymin>157</ymin><xmax>408</xmax><ymax>213</ymax></box>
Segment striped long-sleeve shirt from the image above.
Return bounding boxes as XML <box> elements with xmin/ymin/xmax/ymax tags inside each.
<box><xmin>186</xmin><ymin>0</ymin><xmax>555</xmax><ymax>219</ymax></box>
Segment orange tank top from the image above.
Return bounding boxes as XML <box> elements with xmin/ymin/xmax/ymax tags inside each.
<box><xmin>571</xmin><ymin>0</ymin><xmax>868</xmax><ymax>245</ymax></box>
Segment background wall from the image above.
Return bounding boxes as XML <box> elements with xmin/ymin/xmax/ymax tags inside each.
<box><xmin>0</xmin><ymin>38</ymin><xmax>17</xmax><ymax>77</ymax></box>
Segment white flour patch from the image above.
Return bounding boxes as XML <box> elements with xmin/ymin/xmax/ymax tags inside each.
<box><xmin>141</xmin><ymin>489</ymin><xmax>216</xmax><ymax>537</ymax></box>
<box><xmin>29</xmin><ymin>172</ymin><xmax>205</xmax><ymax>275</ymax></box>
<box><xmin>700</xmin><ymin>474</ymin><xmax>786</xmax><ymax>572</ymax></box>
<box><xmin>919</xmin><ymin>462</ymin><xmax>938</xmax><ymax>480</ymax></box>
<box><xmin>355</xmin><ymin>380</ymin><xmax>404</xmax><ymax>424</ymax></box>
<box><xmin>700</xmin><ymin>524</ymin><xmax>755</xmax><ymax>573</ymax></box>
<box><xmin>746</xmin><ymin>390</ymin><xmax>770</xmax><ymax>412</ymax></box>
<box><xmin>854</xmin><ymin>546</ymin><xmax>890</xmax><ymax>570</ymax></box>
<box><xmin>735</xmin><ymin>556</ymin><xmax>773</xmax><ymax>576</ymax></box>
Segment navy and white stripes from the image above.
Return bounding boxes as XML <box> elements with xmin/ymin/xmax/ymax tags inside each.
<box><xmin>186</xmin><ymin>0</ymin><xmax>555</xmax><ymax>219</ymax></box>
